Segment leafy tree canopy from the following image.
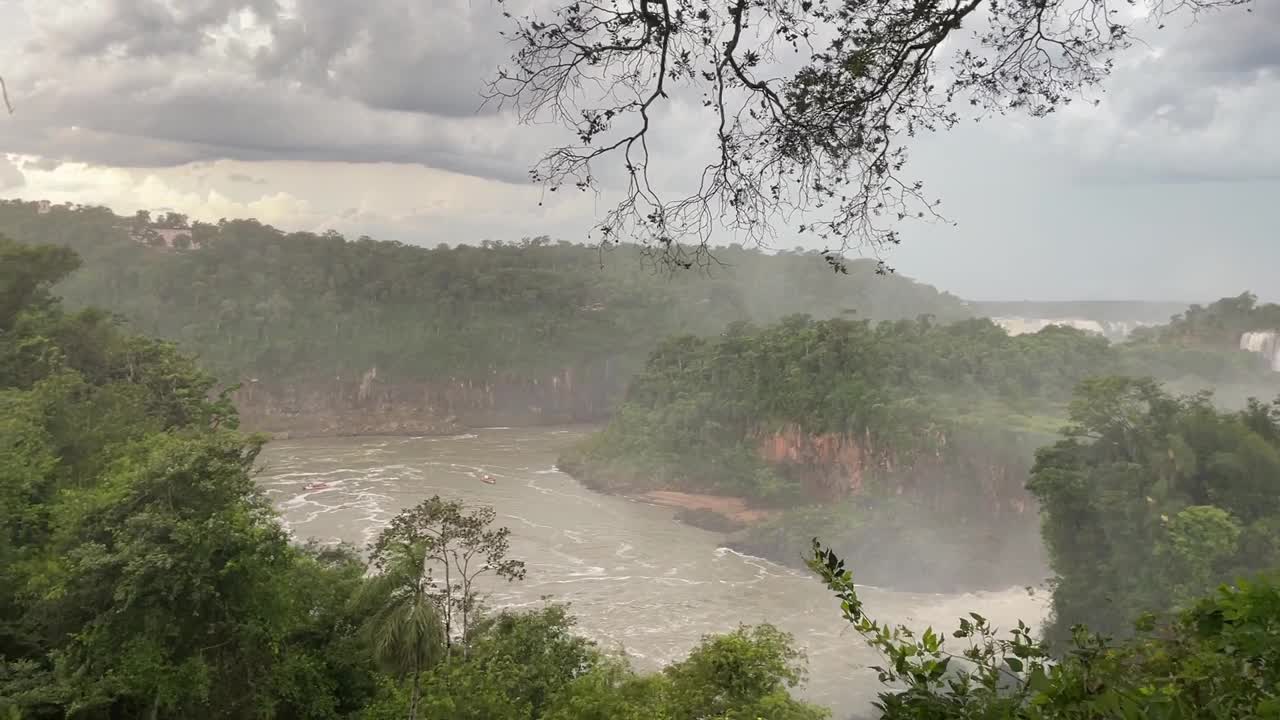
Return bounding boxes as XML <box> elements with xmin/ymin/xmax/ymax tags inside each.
<box><xmin>1029</xmin><ymin>377</ymin><xmax>1280</xmax><ymax>642</ymax></box>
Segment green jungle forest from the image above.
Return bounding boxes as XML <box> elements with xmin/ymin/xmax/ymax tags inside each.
<box><xmin>3</xmin><ymin>201</ymin><xmax>1280</xmax><ymax>720</ymax></box>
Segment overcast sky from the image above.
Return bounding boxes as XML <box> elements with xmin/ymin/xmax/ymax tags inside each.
<box><xmin>0</xmin><ymin>0</ymin><xmax>1276</xmax><ymax>302</ymax></box>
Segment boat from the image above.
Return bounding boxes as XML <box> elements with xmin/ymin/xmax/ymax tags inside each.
<box><xmin>303</xmin><ymin>481</ymin><xmax>329</xmax><ymax>491</ymax></box>
<box><xmin>480</xmin><ymin>474</ymin><xmax>496</xmax><ymax>485</ymax></box>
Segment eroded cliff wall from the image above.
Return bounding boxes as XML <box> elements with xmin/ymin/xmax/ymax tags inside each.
<box><xmin>233</xmin><ymin>365</ymin><xmax>622</xmax><ymax>437</ymax></box>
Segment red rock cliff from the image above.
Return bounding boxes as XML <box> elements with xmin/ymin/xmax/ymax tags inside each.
<box><xmin>754</xmin><ymin>424</ymin><xmax>1033</xmax><ymax>516</ymax></box>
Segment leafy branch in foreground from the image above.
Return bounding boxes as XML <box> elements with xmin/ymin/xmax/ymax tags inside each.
<box><xmin>488</xmin><ymin>0</ymin><xmax>1249</xmax><ymax>271</ymax></box>
<box><xmin>807</xmin><ymin>538</ymin><xmax>1280</xmax><ymax>719</ymax></box>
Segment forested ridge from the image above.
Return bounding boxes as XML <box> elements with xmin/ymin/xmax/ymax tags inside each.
<box><xmin>9</xmin><ymin>199</ymin><xmax>1275</xmax><ymax>434</ymax></box>
<box><xmin>0</xmin><ymin>199</ymin><xmax>968</xmax><ymax>388</ymax></box>
<box><xmin>1029</xmin><ymin>377</ymin><xmax>1280</xmax><ymax>643</ymax></box>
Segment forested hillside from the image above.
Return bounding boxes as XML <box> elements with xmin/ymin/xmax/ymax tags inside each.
<box><xmin>0</xmin><ymin>199</ymin><xmax>970</xmax><ymax>433</ymax></box>
<box><xmin>561</xmin><ymin>312</ymin><xmax>1280</xmax><ymax>591</ymax></box>
<box><xmin>1133</xmin><ymin>292</ymin><xmax>1280</xmax><ymax>346</ymax></box>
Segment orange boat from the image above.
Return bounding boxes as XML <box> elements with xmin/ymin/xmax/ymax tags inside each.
<box><xmin>480</xmin><ymin>474</ymin><xmax>496</xmax><ymax>485</ymax></box>
<box><xmin>303</xmin><ymin>481</ymin><xmax>329</xmax><ymax>491</ymax></box>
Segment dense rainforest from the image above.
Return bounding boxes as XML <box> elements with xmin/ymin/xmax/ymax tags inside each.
<box><xmin>0</xmin><ymin>199</ymin><xmax>971</xmax><ymax>433</ymax></box>
<box><xmin>6</xmin><ymin>234</ymin><xmax>1280</xmax><ymax>720</ymax></box>
<box><xmin>0</xmin><ymin>235</ymin><xmax>831</xmax><ymax>719</ymax></box>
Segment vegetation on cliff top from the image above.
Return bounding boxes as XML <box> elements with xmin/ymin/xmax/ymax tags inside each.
<box><xmin>561</xmin><ymin>311</ymin><xmax>1278</xmax><ymax>590</ymax></box>
<box><xmin>563</xmin><ymin>312</ymin><xmax>1276</xmax><ymax>502</ymax></box>
<box><xmin>1133</xmin><ymin>292</ymin><xmax>1280</xmax><ymax>347</ymax></box>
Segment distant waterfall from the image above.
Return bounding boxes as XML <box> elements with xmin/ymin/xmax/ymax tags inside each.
<box><xmin>992</xmin><ymin>316</ymin><xmax>1154</xmax><ymax>341</ymax></box>
<box><xmin>1240</xmin><ymin>331</ymin><xmax>1280</xmax><ymax>372</ymax></box>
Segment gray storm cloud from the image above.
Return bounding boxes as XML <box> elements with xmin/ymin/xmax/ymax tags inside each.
<box><xmin>1</xmin><ymin>0</ymin><xmax>561</xmax><ymax>182</ymax></box>
<box><xmin>0</xmin><ymin>0</ymin><xmax>1271</xmax><ymax>186</ymax></box>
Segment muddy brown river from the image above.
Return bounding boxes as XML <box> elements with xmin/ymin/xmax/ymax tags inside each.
<box><xmin>258</xmin><ymin>426</ymin><xmax>1047</xmax><ymax>717</ymax></box>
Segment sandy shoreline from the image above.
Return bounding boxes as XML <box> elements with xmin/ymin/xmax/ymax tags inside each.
<box><xmin>631</xmin><ymin>490</ymin><xmax>775</xmax><ymax>524</ymax></box>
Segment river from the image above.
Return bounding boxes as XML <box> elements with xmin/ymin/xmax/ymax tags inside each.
<box><xmin>258</xmin><ymin>426</ymin><xmax>1047</xmax><ymax>717</ymax></box>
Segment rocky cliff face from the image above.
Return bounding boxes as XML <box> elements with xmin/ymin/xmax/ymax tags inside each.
<box><xmin>732</xmin><ymin>425</ymin><xmax>1045</xmax><ymax>592</ymax></box>
<box><xmin>232</xmin><ymin>365</ymin><xmax>621</xmax><ymax>437</ymax></box>
<box><xmin>755</xmin><ymin>425</ymin><xmax>875</xmax><ymax>498</ymax></box>
<box><xmin>754</xmin><ymin>424</ymin><xmax>1034</xmax><ymax>515</ymax></box>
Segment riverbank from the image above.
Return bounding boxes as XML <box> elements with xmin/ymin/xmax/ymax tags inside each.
<box><xmin>630</xmin><ymin>490</ymin><xmax>777</xmax><ymax>532</ymax></box>
<box><xmin>566</xmin><ymin>466</ymin><xmax>1046</xmax><ymax>592</ymax></box>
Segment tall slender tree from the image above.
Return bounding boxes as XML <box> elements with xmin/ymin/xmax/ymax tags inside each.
<box><xmin>364</xmin><ymin>540</ymin><xmax>447</xmax><ymax>720</ymax></box>
<box><xmin>370</xmin><ymin>496</ymin><xmax>527</xmax><ymax>659</ymax></box>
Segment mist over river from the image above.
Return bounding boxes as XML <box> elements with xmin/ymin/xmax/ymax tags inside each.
<box><xmin>259</xmin><ymin>426</ymin><xmax>1048</xmax><ymax>715</ymax></box>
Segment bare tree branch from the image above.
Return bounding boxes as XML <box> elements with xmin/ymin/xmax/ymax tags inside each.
<box><xmin>0</xmin><ymin>75</ymin><xmax>14</xmax><ymax>115</ymax></box>
<box><xmin>487</xmin><ymin>0</ymin><xmax>1250</xmax><ymax>272</ymax></box>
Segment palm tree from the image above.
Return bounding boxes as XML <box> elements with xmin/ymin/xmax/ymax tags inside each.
<box><xmin>363</xmin><ymin>540</ymin><xmax>446</xmax><ymax>720</ymax></box>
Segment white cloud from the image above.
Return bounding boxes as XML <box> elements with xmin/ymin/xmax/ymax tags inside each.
<box><xmin>0</xmin><ymin>155</ymin><xmax>25</xmax><ymax>190</ymax></box>
<box><xmin>3</xmin><ymin>156</ymin><xmax>595</xmax><ymax>242</ymax></box>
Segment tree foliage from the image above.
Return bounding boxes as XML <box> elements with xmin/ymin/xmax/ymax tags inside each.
<box><xmin>0</xmin><ymin>234</ymin><xmax>385</xmax><ymax>717</ymax></box>
<box><xmin>362</xmin><ymin>539</ymin><xmax>447</xmax><ymax>720</ymax></box>
<box><xmin>388</xmin><ymin>604</ymin><xmax>827</xmax><ymax>720</ymax></box>
<box><xmin>370</xmin><ymin>496</ymin><xmax>527</xmax><ymax>656</ymax></box>
<box><xmin>1028</xmin><ymin>377</ymin><xmax>1280</xmax><ymax>643</ymax></box>
<box><xmin>489</xmin><ymin>0</ymin><xmax>1249</xmax><ymax>267</ymax></box>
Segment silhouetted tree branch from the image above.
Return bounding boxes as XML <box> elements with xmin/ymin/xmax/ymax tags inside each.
<box><xmin>487</xmin><ymin>0</ymin><xmax>1250</xmax><ymax>272</ymax></box>
<box><xmin>1</xmin><ymin>75</ymin><xmax>14</xmax><ymax>115</ymax></box>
